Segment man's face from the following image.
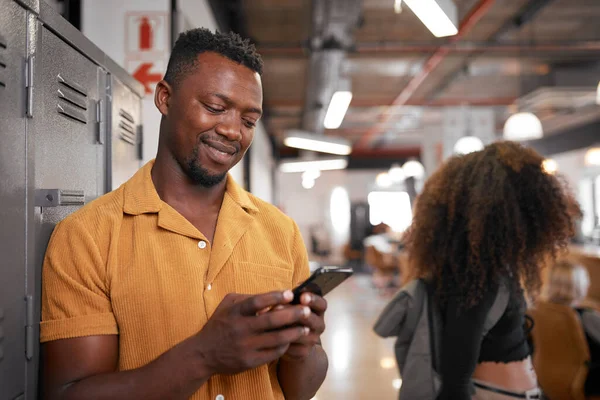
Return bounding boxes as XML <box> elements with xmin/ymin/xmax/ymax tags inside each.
<box><xmin>157</xmin><ymin>52</ymin><xmax>263</xmax><ymax>187</ymax></box>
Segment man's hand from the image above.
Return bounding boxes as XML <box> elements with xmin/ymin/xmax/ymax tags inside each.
<box><xmin>281</xmin><ymin>292</ymin><xmax>327</xmax><ymax>361</ymax></box>
<box><xmin>191</xmin><ymin>290</ymin><xmax>313</xmax><ymax>376</ymax></box>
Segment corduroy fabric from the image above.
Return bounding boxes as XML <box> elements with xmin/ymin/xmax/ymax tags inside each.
<box><xmin>40</xmin><ymin>160</ymin><xmax>310</xmax><ymax>400</ymax></box>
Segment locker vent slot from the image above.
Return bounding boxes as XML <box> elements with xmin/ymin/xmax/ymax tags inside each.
<box><xmin>57</xmin><ymin>103</ymin><xmax>87</xmax><ymax>124</ymax></box>
<box><xmin>119</xmin><ymin>109</ymin><xmax>136</xmax><ymax>145</ymax></box>
<box><xmin>119</xmin><ymin>109</ymin><xmax>134</xmax><ymax>123</ymax></box>
<box><xmin>58</xmin><ymin>88</ymin><xmax>87</xmax><ymax>110</ymax></box>
<box><xmin>56</xmin><ymin>74</ymin><xmax>88</xmax><ymax>123</ymax></box>
<box><xmin>0</xmin><ymin>35</ymin><xmax>5</xmax><ymax>88</ymax></box>
<box><xmin>57</xmin><ymin>73</ymin><xmax>87</xmax><ymax>97</ymax></box>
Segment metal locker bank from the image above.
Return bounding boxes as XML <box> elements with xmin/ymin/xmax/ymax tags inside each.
<box><xmin>0</xmin><ymin>1</ymin><xmax>145</xmax><ymax>398</ymax></box>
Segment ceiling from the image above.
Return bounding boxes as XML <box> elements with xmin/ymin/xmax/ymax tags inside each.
<box><xmin>233</xmin><ymin>0</ymin><xmax>600</xmax><ymax>163</ymax></box>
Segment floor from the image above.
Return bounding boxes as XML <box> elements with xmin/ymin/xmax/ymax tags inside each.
<box><xmin>313</xmin><ymin>274</ymin><xmax>401</xmax><ymax>400</ymax></box>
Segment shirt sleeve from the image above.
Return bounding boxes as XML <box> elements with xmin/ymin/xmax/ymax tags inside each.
<box><xmin>290</xmin><ymin>220</ymin><xmax>310</xmax><ymax>288</ymax></box>
<box><xmin>437</xmin><ymin>286</ymin><xmax>498</xmax><ymax>400</ymax></box>
<box><xmin>40</xmin><ymin>216</ymin><xmax>117</xmax><ymax>343</ymax></box>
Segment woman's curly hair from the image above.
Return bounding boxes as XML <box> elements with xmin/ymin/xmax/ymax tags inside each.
<box><xmin>405</xmin><ymin>141</ymin><xmax>581</xmax><ymax>309</ymax></box>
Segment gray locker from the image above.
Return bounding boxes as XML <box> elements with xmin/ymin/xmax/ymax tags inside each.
<box><xmin>0</xmin><ymin>2</ymin><xmax>28</xmax><ymax>399</ymax></box>
<box><xmin>0</xmin><ymin>1</ymin><xmax>145</xmax><ymax>399</ymax></box>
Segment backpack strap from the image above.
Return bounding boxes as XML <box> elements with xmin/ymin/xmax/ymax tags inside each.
<box><xmin>482</xmin><ymin>281</ymin><xmax>510</xmax><ymax>337</ymax></box>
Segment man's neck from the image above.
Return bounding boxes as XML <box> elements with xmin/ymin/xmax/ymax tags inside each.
<box><xmin>151</xmin><ymin>152</ymin><xmax>227</xmax><ymax>211</ymax></box>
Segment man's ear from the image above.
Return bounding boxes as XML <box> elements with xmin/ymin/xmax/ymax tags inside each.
<box><xmin>154</xmin><ymin>80</ymin><xmax>172</xmax><ymax>116</ymax></box>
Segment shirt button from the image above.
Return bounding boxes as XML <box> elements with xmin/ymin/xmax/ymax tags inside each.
<box><xmin>198</xmin><ymin>240</ymin><xmax>207</xmax><ymax>249</ymax></box>
<box><xmin>216</xmin><ymin>395</ymin><xmax>224</xmax><ymax>400</ymax></box>
<box><xmin>207</xmin><ymin>283</ymin><xmax>212</xmax><ymax>291</ymax></box>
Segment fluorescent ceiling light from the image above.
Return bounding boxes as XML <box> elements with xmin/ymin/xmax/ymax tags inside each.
<box><xmin>394</xmin><ymin>0</ymin><xmax>403</xmax><ymax>14</ymax></box>
<box><xmin>279</xmin><ymin>158</ymin><xmax>348</xmax><ymax>173</ymax></box>
<box><xmin>503</xmin><ymin>112</ymin><xmax>543</xmax><ymax>141</ymax></box>
<box><xmin>324</xmin><ymin>91</ymin><xmax>353</xmax><ymax>129</ymax></box>
<box><xmin>404</xmin><ymin>0</ymin><xmax>458</xmax><ymax>38</ymax></box>
<box><xmin>284</xmin><ymin>130</ymin><xmax>352</xmax><ymax>155</ymax></box>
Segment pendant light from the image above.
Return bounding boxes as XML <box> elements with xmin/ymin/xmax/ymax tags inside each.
<box><xmin>503</xmin><ymin>25</ymin><xmax>543</xmax><ymax>141</ymax></box>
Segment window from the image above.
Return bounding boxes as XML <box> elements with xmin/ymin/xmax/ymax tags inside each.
<box><xmin>367</xmin><ymin>191</ymin><xmax>413</xmax><ymax>233</ymax></box>
<box><xmin>595</xmin><ymin>175</ymin><xmax>600</xmax><ymax>225</ymax></box>
<box><xmin>330</xmin><ymin>187</ymin><xmax>351</xmax><ymax>235</ymax></box>
<box><xmin>578</xmin><ymin>178</ymin><xmax>595</xmax><ymax>236</ymax></box>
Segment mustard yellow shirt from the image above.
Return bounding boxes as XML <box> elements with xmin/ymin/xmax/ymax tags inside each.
<box><xmin>40</xmin><ymin>160</ymin><xmax>310</xmax><ymax>399</ymax></box>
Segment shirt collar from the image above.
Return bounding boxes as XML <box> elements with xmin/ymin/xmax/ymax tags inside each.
<box><xmin>123</xmin><ymin>160</ymin><xmax>258</xmax><ymax>215</ymax></box>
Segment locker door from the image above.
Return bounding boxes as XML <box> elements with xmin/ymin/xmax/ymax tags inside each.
<box><xmin>34</xmin><ymin>26</ymin><xmax>103</xmax><ymax>203</ymax></box>
<box><xmin>108</xmin><ymin>76</ymin><xmax>142</xmax><ymax>191</ymax></box>
<box><xmin>0</xmin><ymin>1</ymin><xmax>28</xmax><ymax>399</ymax></box>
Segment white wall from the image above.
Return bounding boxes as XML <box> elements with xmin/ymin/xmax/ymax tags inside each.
<box><xmin>553</xmin><ymin>148</ymin><xmax>588</xmax><ymax>191</ymax></box>
<box><xmin>278</xmin><ymin>169</ymin><xmax>385</xmax><ymax>261</ymax></box>
<box><xmin>177</xmin><ymin>0</ymin><xmax>218</xmax><ymax>31</ymax></box>
<box><xmin>249</xmin><ymin>124</ymin><xmax>274</xmax><ymax>203</ymax></box>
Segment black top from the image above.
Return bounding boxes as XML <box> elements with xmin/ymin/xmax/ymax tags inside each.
<box><xmin>575</xmin><ymin>307</ymin><xmax>600</xmax><ymax>395</ymax></box>
<box><xmin>437</xmin><ymin>281</ymin><xmax>532</xmax><ymax>400</ymax></box>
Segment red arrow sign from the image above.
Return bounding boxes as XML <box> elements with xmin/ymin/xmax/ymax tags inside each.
<box><xmin>133</xmin><ymin>62</ymin><xmax>162</xmax><ymax>94</ymax></box>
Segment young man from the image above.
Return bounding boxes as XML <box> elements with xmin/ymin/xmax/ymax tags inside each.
<box><xmin>40</xmin><ymin>28</ymin><xmax>328</xmax><ymax>400</ymax></box>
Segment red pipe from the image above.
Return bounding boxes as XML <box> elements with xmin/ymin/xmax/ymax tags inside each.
<box><xmin>354</xmin><ymin>0</ymin><xmax>497</xmax><ymax>149</ymax></box>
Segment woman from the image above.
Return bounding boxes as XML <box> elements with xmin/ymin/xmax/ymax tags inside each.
<box><xmin>403</xmin><ymin>141</ymin><xmax>580</xmax><ymax>400</ymax></box>
<box><xmin>544</xmin><ymin>261</ymin><xmax>600</xmax><ymax>396</ymax></box>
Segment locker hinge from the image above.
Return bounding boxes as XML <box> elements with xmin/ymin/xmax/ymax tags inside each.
<box><xmin>96</xmin><ymin>99</ymin><xmax>105</xmax><ymax>144</ymax></box>
<box><xmin>24</xmin><ymin>295</ymin><xmax>34</xmax><ymax>361</ymax></box>
<box><xmin>25</xmin><ymin>55</ymin><xmax>34</xmax><ymax>118</ymax></box>
<box><xmin>137</xmin><ymin>124</ymin><xmax>144</xmax><ymax>160</ymax></box>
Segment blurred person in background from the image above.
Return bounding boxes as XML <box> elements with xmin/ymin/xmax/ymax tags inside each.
<box><xmin>403</xmin><ymin>141</ymin><xmax>580</xmax><ymax>400</ymax></box>
<box><xmin>544</xmin><ymin>261</ymin><xmax>600</xmax><ymax>396</ymax></box>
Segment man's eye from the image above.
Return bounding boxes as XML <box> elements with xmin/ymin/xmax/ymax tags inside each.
<box><xmin>244</xmin><ymin>120</ymin><xmax>256</xmax><ymax>128</ymax></box>
<box><xmin>205</xmin><ymin>105</ymin><xmax>224</xmax><ymax>113</ymax></box>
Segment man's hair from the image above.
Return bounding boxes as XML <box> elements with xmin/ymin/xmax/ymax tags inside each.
<box><xmin>164</xmin><ymin>28</ymin><xmax>263</xmax><ymax>87</ymax></box>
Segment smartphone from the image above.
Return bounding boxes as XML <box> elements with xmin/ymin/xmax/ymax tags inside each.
<box><xmin>291</xmin><ymin>266</ymin><xmax>354</xmax><ymax>304</ymax></box>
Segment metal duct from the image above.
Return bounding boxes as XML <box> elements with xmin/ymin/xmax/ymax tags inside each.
<box><xmin>301</xmin><ymin>0</ymin><xmax>362</xmax><ymax>135</ymax></box>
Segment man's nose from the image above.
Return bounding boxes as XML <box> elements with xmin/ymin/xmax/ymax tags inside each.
<box><xmin>215</xmin><ymin>113</ymin><xmax>243</xmax><ymax>142</ymax></box>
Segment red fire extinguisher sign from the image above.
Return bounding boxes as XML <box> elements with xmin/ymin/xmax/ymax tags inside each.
<box><xmin>139</xmin><ymin>17</ymin><xmax>153</xmax><ymax>50</ymax></box>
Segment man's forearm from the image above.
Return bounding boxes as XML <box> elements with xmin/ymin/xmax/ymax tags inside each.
<box><xmin>277</xmin><ymin>345</ymin><xmax>328</xmax><ymax>400</ymax></box>
<box><xmin>54</xmin><ymin>339</ymin><xmax>210</xmax><ymax>400</ymax></box>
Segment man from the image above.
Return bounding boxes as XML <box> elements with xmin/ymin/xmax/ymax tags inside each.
<box><xmin>40</xmin><ymin>28</ymin><xmax>329</xmax><ymax>400</ymax></box>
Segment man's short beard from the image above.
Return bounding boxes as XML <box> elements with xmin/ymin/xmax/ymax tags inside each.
<box><xmin>185</xmin><ymin>147</ymin><xmax>227</xmax><ymax>188</ymax></box>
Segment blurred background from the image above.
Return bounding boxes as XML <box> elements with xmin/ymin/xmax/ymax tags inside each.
<box><xmin>3</xmin><ymin>0</ymin><xmax>600</xmax><ymax>399</ymax></box>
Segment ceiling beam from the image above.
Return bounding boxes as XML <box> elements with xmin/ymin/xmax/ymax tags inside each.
<box><xmin>525</xmin><ymin>120</ymin><xmax>600</xmax><ymax>157</ymax></box>
<box><xmin>265</xmin><ymin>97</ymin><xmax>515</xmax><ymax>108</ymax></box>
<box><xmin>353</xmin><ymin>0</ymin><xmax>497</xmax><ymax>149</ymax></box>
<box><xmin>257</xmin><ymin>41</ymin><xmax>600</xmax><ymax>57</ymax></box>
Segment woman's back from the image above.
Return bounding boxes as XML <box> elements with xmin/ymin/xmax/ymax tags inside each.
<box><xmin>401</xmin><ymin>141</ymin><xmax>580</xmax><ymax>400</ymax></box>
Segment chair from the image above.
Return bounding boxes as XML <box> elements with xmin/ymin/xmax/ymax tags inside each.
<box><xmin>529</xmin><ymin>301</ymin><xmax>598</xmax><ymax>400</ymax></box>
<box><xmin>364</xmin><ymin>245</ymin><xmax>397</xmax><ymax>290</ymax></box>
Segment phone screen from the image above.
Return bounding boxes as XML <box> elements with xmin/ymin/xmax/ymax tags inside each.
<box><xmin>291</xmin><ymin>266</ymin><xmax>353</xmax><ymax>304</ymax></box>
